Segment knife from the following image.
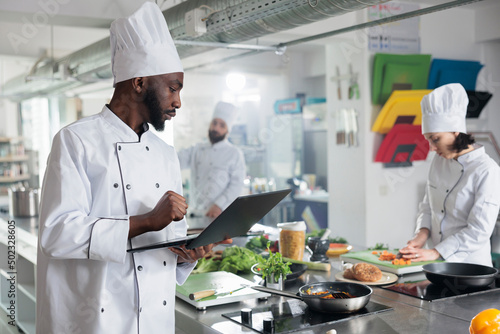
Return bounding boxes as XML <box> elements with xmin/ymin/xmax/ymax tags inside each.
<box><xmin>189</xmin><ymin>285</ymin><xmax>247</xmax><ymax>300</ymax></box>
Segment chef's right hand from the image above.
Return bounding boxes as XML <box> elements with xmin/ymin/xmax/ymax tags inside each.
<box><xmin>129</xmin><ymin>191</ymin><xmax>188</xmax><ymax>238</ymax></box>
<box><xmin>151</xmin><ymin>191</ymin><xmax>188</xmax><ymax>224</ymax></box>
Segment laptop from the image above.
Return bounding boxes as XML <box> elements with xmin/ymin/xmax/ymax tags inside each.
<box><xmin>127</xmin><ymin>189</ymin><xmax>291</xmax><ymax>253</ymax></box>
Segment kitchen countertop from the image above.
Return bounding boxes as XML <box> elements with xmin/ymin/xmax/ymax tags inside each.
<box><xmin>175</xmin><ymin>254</ymin><xmax>498</xmax><ymax>334</ymax></box>
<box><xmin>3</xmin><ymin>214</ymin><xmax>496</xmax><ymax>333</ymax></box>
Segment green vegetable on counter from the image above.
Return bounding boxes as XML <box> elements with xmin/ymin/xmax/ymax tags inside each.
<box><xmin>305</xmin><ymin>229</ymin><xmax>348</xmax><ymax>244</ymax></box>
<box><xmin>191</xmin><ymin>257</ymin><xmax>219</xmax><ymax>274</ymax></box>
<box><xmin>258</xmin><ymin>241</ymin><xmax>292</xmax><ymax>283</ymax></box>
<box><xmin>367</xmin><ymin>243</ymin><xmax>389</xmax><ymax>250</ymax></box>
<box><xmin>192</xmin><ymin>245</ymin><xmax>264</xmax><ymax>275</ymax></box>
<box><xmin>219</xmin><ymin>246</ymin><xmax>264</xmax><ymax>274</ymax></box>
<box><xmin>245</xmin><ymin>234</ymin><xmax>269</xmax><ymax>252</ymax></box>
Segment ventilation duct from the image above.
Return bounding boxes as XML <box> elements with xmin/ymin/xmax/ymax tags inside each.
<box><xmin>3</xmin><ymin>0</ymin><xmax>390</xmax><ymax>100</ymax></box>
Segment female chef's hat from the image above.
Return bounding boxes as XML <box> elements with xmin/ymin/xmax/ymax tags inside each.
<box><xmin>213</xmin><ymin>102</ymin><xmax>238</xmax><ymax>130</ymax></box>
<box><xmin>420</xmin><ymin>83</ymin><xmax>468</xmax><ymax>134</ymax></box>
<box><xmin>110</xmin><ymin>2</ymin><xmax>183</xmax><ymax>87</ymax></box>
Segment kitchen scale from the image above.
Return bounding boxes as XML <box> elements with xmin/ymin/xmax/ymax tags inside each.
<box><xmin>222</xmin><ymin>299</ymin><xmax>392</xmax><ymax>334</ymax></box>
<box><xmin>380</xmin><ymin>278</ymin><xmax>499</xmax><ymax>302</ymax></box>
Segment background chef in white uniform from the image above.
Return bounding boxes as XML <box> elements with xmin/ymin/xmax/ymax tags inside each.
<box><xmin>400</xmin><ymin>83</ymin><xmax>500</xmax><ymax>266</ymax></box>
<box><xmin>178</xmin><ymin>101</ymin><xmax>246</xmax><ymax>219</ymax></box>
<box><xmin>36</xmin><ymin>3</ymin><xmax>231</xmax><ymax>334</ymax></box>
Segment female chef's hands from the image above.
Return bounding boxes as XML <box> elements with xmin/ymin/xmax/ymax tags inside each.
<box><xmin>399</xmin><ymin>246</ymin><xmax>441</xmax><ymax>262</ymax></box>
<box><xmin>169</xmin><ymin>239</ymin><xmax>233</xmax><ymax>263</ymax></box>
<box><xmin>129</xmin><ymin>191</ymin><xmax>188</xmax><ymax>239</ymax></box>
<box><xmin>399</xmin><ymin>228</ymin><xmax>440</xmax><ymax>262</ymax></box>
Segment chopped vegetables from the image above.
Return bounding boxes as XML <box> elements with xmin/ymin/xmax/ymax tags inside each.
<box><xmin>192</xmin><ymin>246</ymin><xmax>264</xmax><ymax>274</ymax></box>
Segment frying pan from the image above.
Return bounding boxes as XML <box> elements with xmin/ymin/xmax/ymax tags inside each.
<box><xmin>252</xmin><ymin>281</ymin><xmax>372</xmax><ymax>313</ymax></box>
<box><xmin>423</xmin><ymin>262</ymin><xmax>498</xmax><ymax>289</ymax></box>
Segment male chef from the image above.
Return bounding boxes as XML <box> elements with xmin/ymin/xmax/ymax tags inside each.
<box><xmin>178</xmin><ymin>101</ymin><xmax>246</xmax><ymax>218</ymax></box>
<box><xmin>35</xmin><ymin>3</ymin><xmax>229</xmax><ymax>333</ymax></box>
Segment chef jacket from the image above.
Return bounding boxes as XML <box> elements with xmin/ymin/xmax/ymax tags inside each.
<box><xmin>36</xmin><ymin>106</ymin><xmax>195</xmax><ymax>334</ymax></box>
<box><xmin>178</xmin><ymin>139</ymin><xmax>245</xmax><ymax>216</ymax></box>
<box><xmin>416</xmin><ymin>145</ymin><xmax>500</xmax><ymax>266</ymax></box>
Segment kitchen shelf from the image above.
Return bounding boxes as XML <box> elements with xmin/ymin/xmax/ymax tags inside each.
<box><xmin>0</xmin><ymin>219</ymin><xmax>37</xmax><ymax>334</ymax></box>
<box><xmin>0</xmin><ymin>175</ymin><xmax>30</xmax><ymax>183</ymax></box>
<box><xmin>0</xmin><ymin>155</ymin><xmax>29</xmax><ymax>163</ymax></box>
<box><xmin>0</xmin><ymin>269</ymin><xmax>13</xmax><ymax>314</ymax></box>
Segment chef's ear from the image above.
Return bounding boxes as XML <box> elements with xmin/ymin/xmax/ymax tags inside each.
<box><xmin>132</xmin><ymin>77</ymin><xmax>145</xmax><ymax>94</ymax></box>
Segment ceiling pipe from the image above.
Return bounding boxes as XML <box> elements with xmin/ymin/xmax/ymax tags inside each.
<box><xmin>1</xmin><ymin>0</ymin><xmax>392</xmax><ymax>100</ymax></box>
<box><xmin>184</xmin><ymin>0</ymin><xmax>487</xmax><ymax>71</ymax></box>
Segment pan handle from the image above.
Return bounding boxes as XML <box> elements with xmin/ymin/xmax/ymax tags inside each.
<box><xmin>251</xmin><ymin>286</ymin><xmax>303</xmax><ymax>300</ymax></box>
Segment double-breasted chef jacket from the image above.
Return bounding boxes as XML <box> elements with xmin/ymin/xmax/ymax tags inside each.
<box><xmin>178</xmin><ymin>139</ymin><xmax>245</xmax><ymax>216</ymax></box>
<box><xmin>36</xmin><ymin>106</ymin><xmax>195</xmax><ymax>334</ymax></box>
<box><xmin>416</xmin><ymin>145</ymin><xmax>500</xmax><ymax>266</ymax></box>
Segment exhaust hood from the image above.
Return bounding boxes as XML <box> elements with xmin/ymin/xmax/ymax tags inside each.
<box><xmin>2</xmin><ymin>0</ymin><xmax>390</xmax><ymax>101</ymax></box>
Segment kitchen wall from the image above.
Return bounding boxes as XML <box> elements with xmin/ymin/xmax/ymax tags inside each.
<box><xmin>327</xmin><ymin>3</ymin><xmax>500</xmax><ymax>249</ymax></box>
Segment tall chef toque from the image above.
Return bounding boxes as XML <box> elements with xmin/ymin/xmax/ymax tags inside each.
<box><xmin>420</xmin><ymin>83</ymin><xmax>468</xmax><ymax>134</ymax></box>
<box><xmin>213</xmin><ymin>102</ymin><xmax>238</xmax><ymax>130</ymax></box>
<box><xmin>110</xmin><ymin>2</ymin><xmax>183</xmax><ymax>87</ymax></box>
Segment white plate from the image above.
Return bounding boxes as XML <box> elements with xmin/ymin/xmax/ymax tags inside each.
<box><xmin>335</xmin><ymin>270</ymin><xmax>398</xmax><ymax>286</ymax></box>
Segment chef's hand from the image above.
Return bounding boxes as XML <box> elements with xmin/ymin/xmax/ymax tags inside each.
<box><xmin>170</xmin><ymin>238</ymin><xmax>233</xmax><ymax>263</ymax></box>
<box><xmin>405</xmin><ymin>228</ymin><xmax>430</xmax><ymax>249</ymax></box>
<box><xmin>129</xmin><ymin>191</ymin><xmax>188</xmax><ymax>238</ymax></box>
<box><xmin>399</xmin><ymin>246</ymin><xmax>440</xmax><ymax>262</ymax></box>
<box><xmin>205</xmin><ymin>204</ymin><xmax>222</xmax><ymax>218</ymax></box>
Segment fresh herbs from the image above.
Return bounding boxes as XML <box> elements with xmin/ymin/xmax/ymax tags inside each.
<box><xmin>258</xmin><ymin>241</ymin><xmax>292</xmax><ymax>283</ymax></box>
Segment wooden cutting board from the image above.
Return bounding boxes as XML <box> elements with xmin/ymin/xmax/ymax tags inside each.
<box><xmin>176</xmin><ymin>271</ymin><xmax>270</xmax><ymax>310</ymax></box>
<box><xmin>340</xmin><ymin>250</ymin><xmax>443</xmax><ymax>275</ymax></box>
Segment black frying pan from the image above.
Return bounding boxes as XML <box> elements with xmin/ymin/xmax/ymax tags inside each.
<box><xmin>423</xmin><ymin>262</ymin><xmax>498</xmax><ymax>289</ymax></box>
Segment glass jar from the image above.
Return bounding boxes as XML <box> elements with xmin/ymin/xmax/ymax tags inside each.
<box><xmin>278</xmin><ymin>221</ymin><xmax>306</xmax><ymax>260</ymax></box>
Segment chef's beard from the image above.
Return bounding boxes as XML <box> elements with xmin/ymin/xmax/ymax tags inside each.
<box><xmin>209</xmin><ymin>130</ymin><xmax>226</xmax><ymax>144</ymax></box>
<box><xmin>144</xmin><ymin>87</ymin><xmax>173</xmax><ymax>132</ymax></box>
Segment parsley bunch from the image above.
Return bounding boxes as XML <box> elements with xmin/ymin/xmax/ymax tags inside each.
<box><xmin>258</xmin><ymin>241</ymin><xmax>292</xmax><ymax>283</ymax></box>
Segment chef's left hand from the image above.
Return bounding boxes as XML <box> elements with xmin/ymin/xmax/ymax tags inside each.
<box><xmin>205</xmin><ymin>204</ymin><xmax>222</xmax><ymax>218</ymax></box>
<box><xmin>170</xmin><ymin>238</ymin><xmax>233</xmax><ymax>263</ymax></box>
<box><xmin>399</xmin><ymin>246</ymin><xmax>440</xmax><ymax>262</ymax></box>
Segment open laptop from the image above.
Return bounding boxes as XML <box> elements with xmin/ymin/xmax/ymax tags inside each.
<box><xmin>127</xmin><ymin>189</ymin><xmax>291</xmax><ymax>253</ymax></box>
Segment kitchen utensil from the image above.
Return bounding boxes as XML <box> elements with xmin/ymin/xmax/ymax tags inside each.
<box><xmin>176</xmin><ymin>272</ymin><xmax>270</xmax><ymax>310</ymax></box>
<box><xmin>422</xmin><ymin>262</ymin><xmax>498</xmax><ymax>289</ymax></box>
<box><xmin>252</xmin><ymin>281</ymin><xmax>372</xmax><ymax>313</ymax></box>
<box><xmin>189</xmin><ymin>285</ymin><xmax>247</xmax><ymax>300</ymax></box>
<box><xmin>336</xmin><ymin>66</ymin><xmax>342</xmax><ymax>100</ymax></box>
<box><xmin>320</xmin><ymin>228</ymin><xmax>331</xmax><ymax>240</ymax></box>
<box><xmin>8</xmin><ymin>186</ymin><xmax>40</xmax><ymax>217</ymax></box>
<box><xmin>251</xmin><ymin>263</ymin><xmax>308</xmax><ymax>283</ymax></box>
<box><xmin>307</xmin><ymin>237</ymin><xmax>329</xmax><ymax>262</ymax></box>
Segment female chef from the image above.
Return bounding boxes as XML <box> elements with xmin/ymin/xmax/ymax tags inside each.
<box><xmin>399</xmin><ymin>83</ymin><xmax>500</xmax><ymax>266</ymax></box>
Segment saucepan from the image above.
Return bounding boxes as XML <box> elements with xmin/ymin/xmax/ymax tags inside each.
<box><xmin>252</xmin><ymin>281</ymin><xmax>372</xmax><ymax>313</ymax></box>
<box><xmin>423</xmin><ymin>262</ymin><xmax>498</xmax><ymax>289</ymax></box>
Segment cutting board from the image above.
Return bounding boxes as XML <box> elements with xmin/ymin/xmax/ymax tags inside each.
<box><xmin>176</xmin><ymin>271</ymin><xmax>270</xmax><ymax>310</ymax></box>
<box><xmin>340</xmin><ymin>250</ymin><xmax>442</xmax><ymax>275</ymax></box>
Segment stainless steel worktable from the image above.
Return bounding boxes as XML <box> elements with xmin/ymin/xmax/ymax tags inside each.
<box><xmin>175</xmin><ymin>253</ymin><xmax>499</xmax><ymax>334</ymax></box>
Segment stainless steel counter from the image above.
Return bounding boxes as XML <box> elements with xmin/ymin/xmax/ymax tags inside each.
<box><xmin>175</xmin><ymin>256</ymin><xmax>496</xmax><ymax>334</ymax></box>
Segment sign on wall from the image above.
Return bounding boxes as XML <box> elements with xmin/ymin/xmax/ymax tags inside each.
<box><xmin>368</xmin><ymin>3</ymin><xmax>420</xmax><ymax>54</ymax></box>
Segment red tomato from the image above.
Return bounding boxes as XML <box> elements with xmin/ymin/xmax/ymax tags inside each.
<box><xmin>330</xmin><ymin>243</ymin><xmax>347</xmax><ymax>248</ymax></box>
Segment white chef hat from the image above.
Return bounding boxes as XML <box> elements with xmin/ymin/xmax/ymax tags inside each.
<box><xmin>421</xmin><ymin>83</ymin><xmax>468</xmax><ymax>134</ymax></box>
<box><xmin>110</xmin><ymin>2</ymin><xmax>183</xmax><ymax>87</ymax></box>
<box><xmin>212</xmin><ymin>102</ymin><xmax>238</xmax><ymax>130</ymax></box>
